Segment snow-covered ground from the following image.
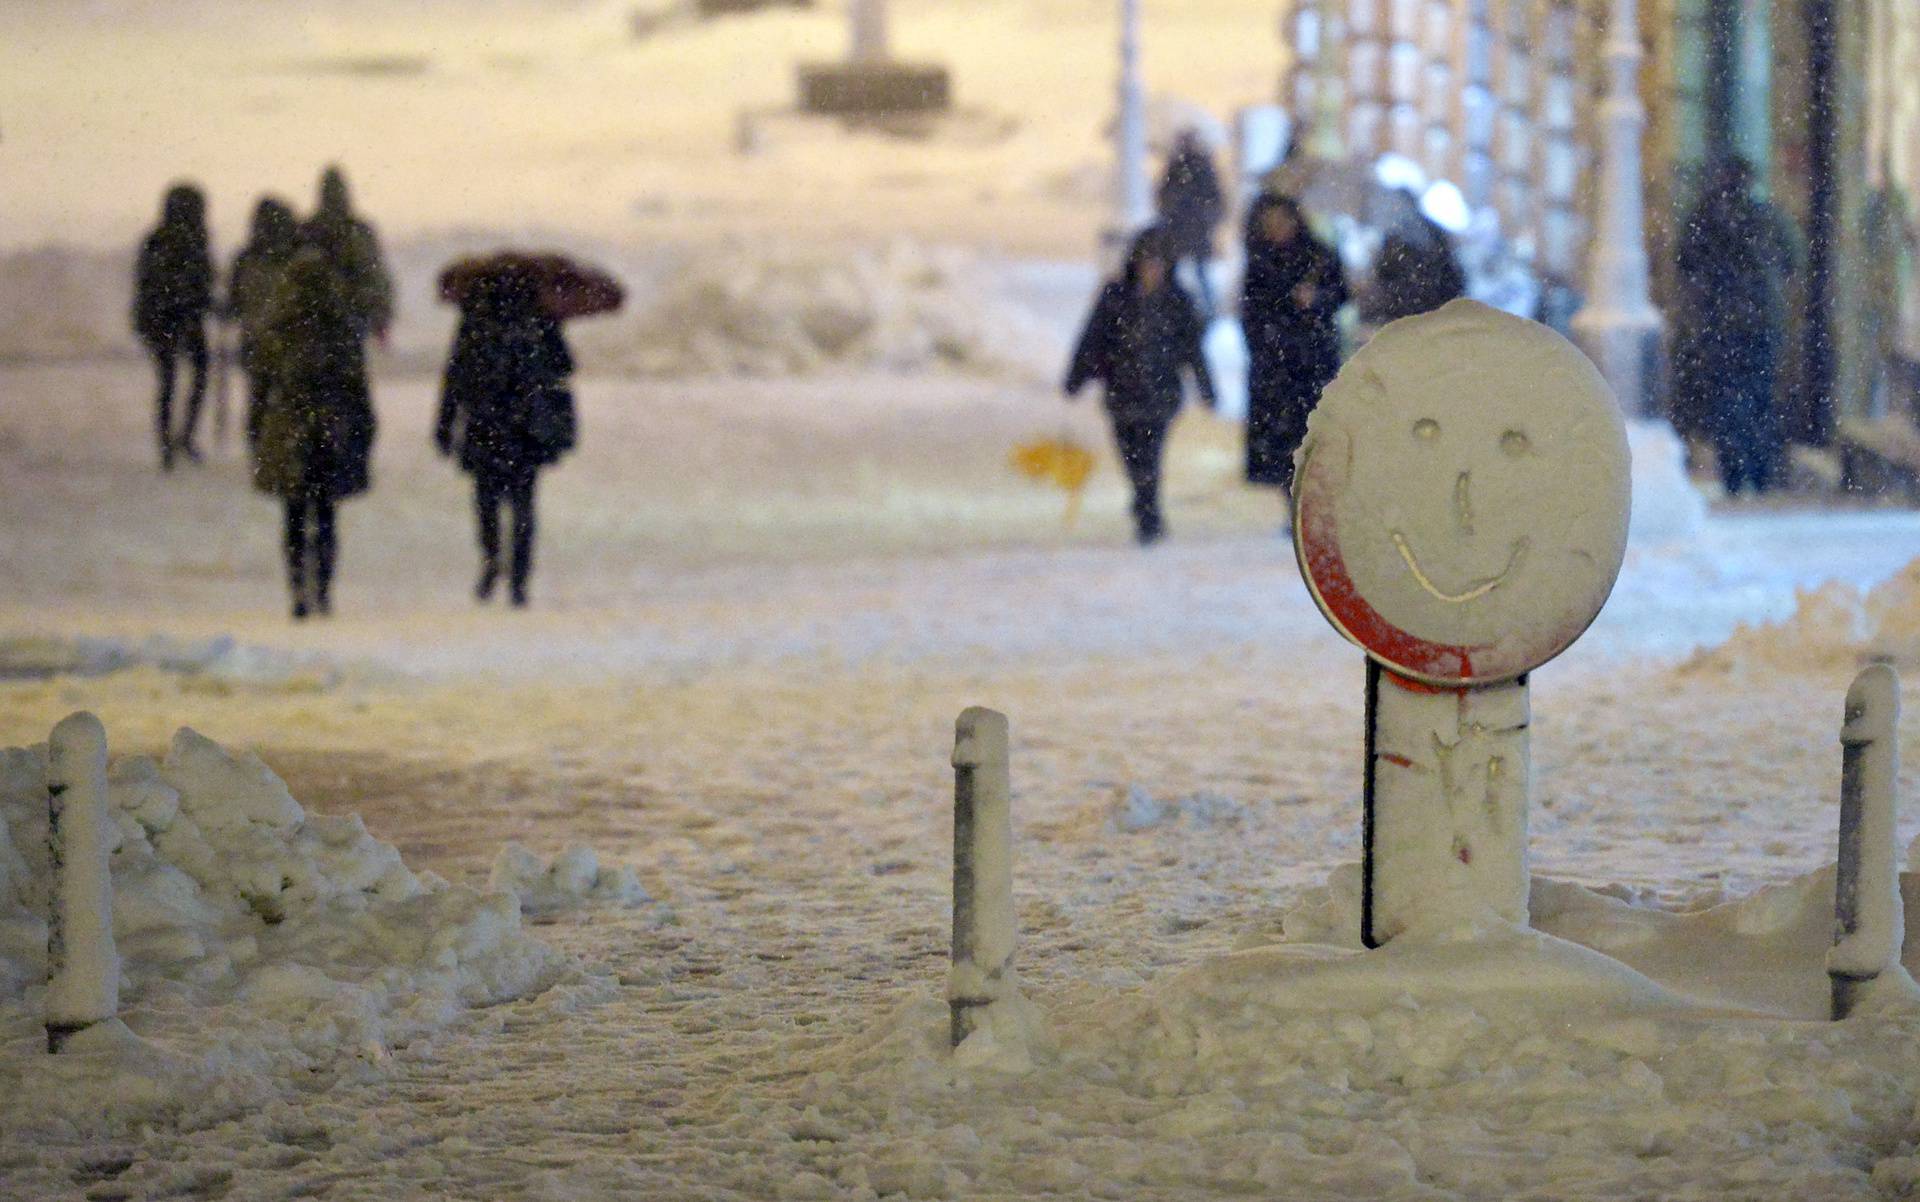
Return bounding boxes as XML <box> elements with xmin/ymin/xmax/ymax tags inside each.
<box><xmin>11</xmin><ymin>1</ymin><xmax>1920</xmax><ymax>1197</ymax></box>
<box><xmin>7</xmin><ymin>355</ymin><xmax>1920</xmax><ymax>1198</ymax></box>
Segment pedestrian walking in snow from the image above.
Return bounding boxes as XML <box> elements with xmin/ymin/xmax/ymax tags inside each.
<box><xmin>251</xmin><ymin>245</ymin><xmax>377</xmax><ymax>620</ymax></box>
<box><xmin>132</xmin><ymin>183</ymin><xmax>216</xmax><ymax>470</ymax></box>
<box><xmin>304</xmin><ymin>165</ymin><xmax>393</xmax><ymax>343</ymax></box>
<box><xmin>224</xmin><ymin>196</ymin><xmax>300</xmax><ymax>448</ymax></box>
<box><xmin>1675</xmin><ymin>157</ymin><xmax>1800</xmax><ymax>496</ymax></box>
<box><xmin>1240</xmin><ymin>194</ymin><xmax>1348</xmax><ymax>505</ymax></box>
<box><xmin>435</xmin><ymin>265</ymin><xmax>577</xmax><ymax>608</ymax></box>
<box><xmin>1155</xmin><ymin>129</ymin><xmax>1226</xmax><ymax>318</ymax></box>
<box><xmin>1064</xmin><ymin>226</ymin><xmax>1215</xmax><ymax>545</ymax></box>
<box><xmin>1360</xmin><ymin>190</ymin><xmax>1467</xmax><ymax>328</ymax></box>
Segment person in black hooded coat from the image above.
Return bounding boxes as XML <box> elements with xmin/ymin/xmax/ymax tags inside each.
<box><xmin>132</xmin><ymin>183</ymin><xmax>215</xmax><ymax>470</ymax></box>
<box><xmin>1064</xmin><ymin>226</ymin><xmax>1215</xmax><ymax>545</ymax></box>
<box><xmin>1360</xmin><ymin>194</ymin><xmax>1466</xmax><ymax>327</ymax></box>
<box><xmin>1240</xmin><ymin>194</ymin><xmax>1348</xmax><ymax>496</ymax></box>
<box><xmin>435</xmin><ymin>266</ymin><xmax>577</xmax><ymax>607</ymax></box>
<box><xmin>1675</xmin><ymin>157</ymin><xmax>1800</xmax><ymax>495</ymax></box>
<box><xmin>1155</xmin><ymin>129</ymin><xmax>1226</xmax><ymax>316</ymax></box>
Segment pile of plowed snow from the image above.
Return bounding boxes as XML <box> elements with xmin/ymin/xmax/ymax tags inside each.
<box><xmin>1686</xmin><ymin>556</ymin><xmax>1920</xmax><ymax>674</ymax></box>
<box><xmin>0</xmin><ymin>722</ymin><xmax>571</xmax><ymax>1133</ymax></box>
<box><xmin>0</xmin><ymin>236</ymin><xmax>1061</xmax><ymax>380</ymax></box>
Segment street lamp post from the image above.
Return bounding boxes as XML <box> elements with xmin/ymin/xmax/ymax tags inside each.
<box><xmin>1107</xmin><ymin>0</ymin><xmax>1153</xmax><ymax>260</ymax></box>
<box><xmin>851</xmin><ymin>0</ymin><xmax>887</xmax><ymax>64</ymax></box>
<box><xmin>1570</xmin><ymin>0</ymin><xmax>1662</xmax><ymax>417</ymax></box>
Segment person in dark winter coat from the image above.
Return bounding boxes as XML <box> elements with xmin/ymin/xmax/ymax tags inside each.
<box><xmin>224</xmin><ymin>196</ymin><xmax>300</xmax><ymax>448</ymax></box>
<box><xmin>132</xmin><ymin>183</ymin><xmax>216</xmax><ymax>470</ymax></box>
<box><xmin>435</xmin><ymin>266</ymin><xmax>577</xmax><ymax>608</ymax></box>
<box><xmin>1675</xmin><ymin>157</ymin><xmax>1801</xmax><ymax>495</ymax></box>
<box><xmin>251</xmin><ymin>245</ymin><xmax>378</xmax><ymax>620</ymax></box>
<box><xmin>1361</xmin><ymin>195</ymin><xmax>1467</xmax><ymax>327</ymax></box>
<box><xmin>305</xmin><ymin>165</ymin><xmax>393</xmax><ymax>342</ymax></box>
<box><xmin>1240</xmin><ymin>194</ymin><xmax>1349</xmax><ymax>498</ymax></box>
<box><xmin>1155</xmin><ymin>129</ymin><xmax>1226</xmax><ymax>316</ymax></box>
<box><xmin>1064</xmin><ymin>226</ymin><xmax>1216</xmax><ymax>545</ymax></box>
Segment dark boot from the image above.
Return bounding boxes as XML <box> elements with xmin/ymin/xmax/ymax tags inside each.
<box><xmin>284</xmin><ymin>500</ymin><xmax>309</xmax><ymax>619</ymax></box>
<box><xmin>311</xmin><ymin>499</ymin><xmax>337</xmax><ymax>617</ymax></box>
<box><xmin>507</xmin><ymin>476</ymin><xmax>536</xmax><ymax>610</ymax></box>
<box><xmin>474</xmin><ymin>476</ymin><xmax>503</xmax><ymax>603</ymax></box>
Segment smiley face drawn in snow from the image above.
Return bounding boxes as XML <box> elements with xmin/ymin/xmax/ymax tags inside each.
<box><xmin>1294</xmin><ymin>300</ymin><xmax>1631</xmax><ymax>686</ymax></box>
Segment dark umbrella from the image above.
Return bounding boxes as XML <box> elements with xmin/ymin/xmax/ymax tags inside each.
<box><xmin>438</xmin><ymin>252</ymin><xmax>624</xmax><ymax>319</ymax></box>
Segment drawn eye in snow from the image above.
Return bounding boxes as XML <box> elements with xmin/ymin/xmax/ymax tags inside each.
<box><xmin>1293</xmin><ymin>300</ymin><xmax>1631</xmax><ymax>686</ymax></box>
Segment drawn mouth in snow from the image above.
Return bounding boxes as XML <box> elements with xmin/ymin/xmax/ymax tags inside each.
<box><xmin>1389</xmin><ymin>530</ymin><xmax>1531</xmax><ymax>604</ymax></box>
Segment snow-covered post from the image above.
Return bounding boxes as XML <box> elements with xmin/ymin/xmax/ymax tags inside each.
<box><xmin>850</xmin><ymin>0</ymin><xmax>887</xmax><ymax>65</ymax></box>
<box><xmin>1363</xmin><ymin>663</ymin><xmax>1531</xmax><ymax>945</ymax></box>
<box><xmin>1568</xmin><ymin>0</ymin><xmax>1662</xmax><ymax>417</ymax></box>
<box><xmin>1106</xmin><ymin>0</ymin><xmax>1153</xmax><ymax>258</ymax></box>
<box><xmin>950</xmin><ymin>706</ymin><xmax>1015</xmax><ymax>1048</ymax></box>
<box><xmin>1294</xmin><ymin>301</ymin><xmax>1630</xmax><ymax>948</ymax></box>
<box><xmin>1830</xmin><ymin>663</ymin><xmax>1902</xmax><ymax>1020</ymax></box>
<box><xmin>45</xmin><ymin>712</ymin><xmax>119</xmax><ymax>1053</ymax></box>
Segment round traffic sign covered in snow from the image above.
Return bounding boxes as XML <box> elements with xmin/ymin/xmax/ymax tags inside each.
<box><xmin>1293</xmin><ymin>300</ymin><xmax>1631</xmax><ymax>686</ymax></box>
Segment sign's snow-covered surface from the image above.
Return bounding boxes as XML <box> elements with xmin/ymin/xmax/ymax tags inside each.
<box><xmin>1297</xmin><ymin>300</ymin><xmax>1631</xmax><ymax>686</ymax></box>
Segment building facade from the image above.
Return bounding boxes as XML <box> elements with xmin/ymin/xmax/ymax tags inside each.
<box><xmin>1282</xmin><ymin>0</ymin><xmax>1920</xmax><ymax>442</ymax></box>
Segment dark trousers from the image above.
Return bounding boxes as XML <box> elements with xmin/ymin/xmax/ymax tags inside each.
<box><xmin>149</xmin><ymin>326</ymin><xmax>209</xmax><ymax>462</ymax></box>
<box><xmin>1711</xmin><ymin>357</ymin><xmax>1780</xmax><ymax>496</ymax></box>
<box><xmin>1110</xmin><ymin>416</ymin><xmax>1172</xmax><ymax>543</ymax></box>
<box><xmin>244</xmin><ymin>369</ymin><xmax>270</xmax><ymax>449</ymax></box>
<box><xmin>475</xmin><ymin>471</ymin><xmax>538</xmax><ymax>599</ymax></box>
<box><xmin>284</xmin><ymin>496</ymin><xmax>338</xmax><ymax>610</ymax></box>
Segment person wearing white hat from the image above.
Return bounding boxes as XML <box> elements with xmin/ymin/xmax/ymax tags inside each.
<box><xmin>1360</xmin><ymin>177</ymin><xmax>1468</xmax><ymax>327</ymax></box>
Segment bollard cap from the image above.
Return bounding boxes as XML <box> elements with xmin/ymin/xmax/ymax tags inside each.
<box><xmin>1842</xmin><ymin>663</ymin><xmax>1900</xmax><ymax>746</ymax></box>
<box><xmin>49</xmin><ymin>711</ymin><xmax>109</xmax><ymax>766</ymax></box>
<box><xmin>953</xmin><ymin>707</ymin><xmax>1009</xmax><ymax>769</ymax></box>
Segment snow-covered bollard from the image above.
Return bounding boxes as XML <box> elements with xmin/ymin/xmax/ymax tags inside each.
<box><xmin>950</xmin><ymin>706</ymin><xmax>1015</xmax><ymax>1048</ymax></box>
<box><xmin>44</xmin><ymin>712</ymin><xmax>120</xmax><ymax>1052</ymax></box>
<box><xmin>1830</xmin><ymin>663</ymin><xmax>1903</xmax><ymax>1020</ymax></box>
<box><xmin>1294</xmin><ymin>301</ymin><xmax>1631</xmax><ymax>947</ymax></box>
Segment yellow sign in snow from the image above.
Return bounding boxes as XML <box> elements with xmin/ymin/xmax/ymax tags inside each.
<box><xmin>1010</xmin><ymin>437</ymin><xmax>1096</xmax><ymax>528</ymax></box>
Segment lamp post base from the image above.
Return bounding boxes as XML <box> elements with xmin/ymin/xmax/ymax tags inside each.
<box><xmin>797</xmin><ymin>62</ymin><xmax>951</xmax><ymax>116</ymax></box>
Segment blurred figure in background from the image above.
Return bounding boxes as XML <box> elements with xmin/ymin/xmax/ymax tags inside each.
<box><xmin>1240</xmin><ymin>194</ymin><xmax>1348</xmax><ymax>513</ymax></box>
<box><xmin>305</xmin><ymin>165</ymin><xmax>393</xmax><ymax>344</ymax></box>
<box><xmin>132</xmin><ymin>183</ymin><xmax>215</xmax><ymax>470</ymax></box>
<box><xmin>224</xmin><ymin>196</ymin><xmax>300</xmax><ymax>447</ymax></box>
<box><xmin>436</xmin><ymin>265</ymin><xmax>577</xmax><ymax>609</ymax></box>
<box><xmin>1860</xmin><ymin>166</ymin><xmax>1915</xmax><ymax>420</ymax></box>
<box><xmin>1360</xmin><ymin>185</ymin><xmax>1467</xmax><ymax>327</ymax></box>
<box><xmin>1155</xmin><ymin>128</ymin><xmax>1225</xmax><ymax>318</ymax></box>
<box><xmin>1064</xmin><ymin>226</ymin><xmax>1216</xmax><ymax>545</ymax></box>
<box><xmin>251</xmin><ymin>244</ymin><xmax>378</xmax><ymax>620</ymax></box>
<box><xmin>1675</xmin><ymin>157</ymin><xmax>1800</xmax><ymax>496</ymax></box>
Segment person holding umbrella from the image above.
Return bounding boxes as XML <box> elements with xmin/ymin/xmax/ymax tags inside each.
<box><xmin>1064</xmin><ymin>225</ymin><xmax>1216</xmax><ymax>545</ymax></box>
<box><xmin>435</xmin><ymin>258</ymin><xmax>599</xmax><ymax>608</ymax></box>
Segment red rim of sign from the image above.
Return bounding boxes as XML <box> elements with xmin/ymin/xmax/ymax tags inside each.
<box><xmin>1293</xmin><ymin>438</ymin><xmax>1595</xmax><ymax>687</ymax></box>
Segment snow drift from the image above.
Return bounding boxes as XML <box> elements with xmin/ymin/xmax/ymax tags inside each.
<box><xmin>0</xmin><ymin>236</ymin><xmax>1062</xmax><ymax>381</ymax></box>
<box><xmin>794</xmin><ymin>862</ymin><xmax>1920</xmax><ymax>1200</ymax></box>
<box><xmin>0</xmin><ymin>722</ymin><xmax>568</xmax><ymax>1134</ymax></box>
<box><xmin>1687</xmin><ymin>554</ymin><xmax>1920</xmax><ymax>674</ymax></box>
